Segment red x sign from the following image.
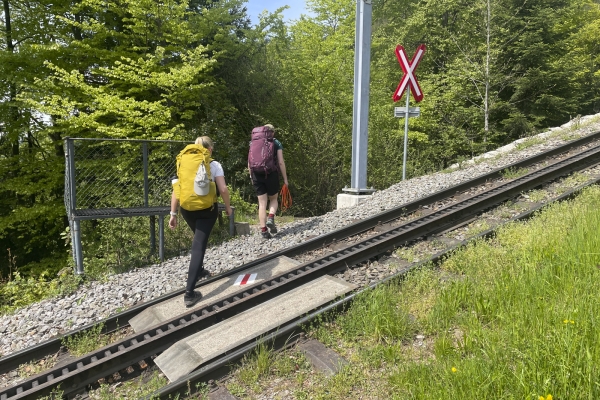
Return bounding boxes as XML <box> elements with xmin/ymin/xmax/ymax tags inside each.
<box><xmin>393</xmin><ymin>44</ymin><xmax>426</xmax><ymax>103</ymax></box>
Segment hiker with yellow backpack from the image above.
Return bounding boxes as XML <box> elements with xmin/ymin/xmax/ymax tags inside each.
<box><xmin>169</xmin><ymin>136</ymin><xmax>232</xmax><ymax>307</ymax></box>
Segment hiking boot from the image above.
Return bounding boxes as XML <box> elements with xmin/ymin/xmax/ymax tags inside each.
<box><xmin>266</xmin><ymin>216</ymin><xmax>277</xmax><ymax>234</ymax></box>
<box><xmin>184</xmin><ymin>290</ymin><xmax>203</xmax><ymax>308</ymax></box>
<box><xmin>260</xmin><ymin>229</ymin><xmax>272</xmax><ymax>239</ymax></box>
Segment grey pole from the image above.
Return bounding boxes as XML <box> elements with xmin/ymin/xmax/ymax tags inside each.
<box><xmin>66</xmin><ymin>139</ymin><xmax>85</xmax><ymax>275</ymax></box>
<box><xmin>402</xmin><ymin>85</ymin><xmax>410</xmax><ymax>180</ymax></box>
<box><xmin>143</xmin><ymin>142</ymin><xmax>156</xmax><ymax>254</ymax></box>
<box><xmin>158</xmin><ymin>215</ymin><xmax>164</xmax><ymax>262</ymax></box>
<box><xmin>348</xmin><ymin>0</ymin><xmax>372</xmax><ymax>192</ymax></box>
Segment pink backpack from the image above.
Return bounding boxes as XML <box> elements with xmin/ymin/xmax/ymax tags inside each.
<box><xmin>248</xmin><ymin>126</ymin><xmax>278</xmax><ymax>174</ymax></box>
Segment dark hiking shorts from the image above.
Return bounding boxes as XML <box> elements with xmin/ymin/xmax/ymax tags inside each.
<box><xmin>252</xmin><ymin>171</ymin><xmax>280</xmax><ymax>196</ymax></box>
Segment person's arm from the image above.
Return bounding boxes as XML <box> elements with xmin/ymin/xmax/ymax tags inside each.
<box><xmin>277</xmin><ymin>149</ymin><xmax>288</xmax><ymax>186</ymax></box>
<box><xmin>169</xmin><ymin>191</ymin><xmax>179</xmax><ymax>229</ymax></box>
<box><xmin>215</xmin><ymin>176</ymin><xmax>232</xmax><ymax>216</ymax></box>
<box><xmin>248</xmin><ymin>162</ymin><xmax>254</xmax><ymax>184</ymax></box>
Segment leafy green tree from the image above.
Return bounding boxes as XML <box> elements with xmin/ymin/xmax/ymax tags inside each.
<box><xmin>0</xmin><ymin>0</ymin><xmax>75</xmax><ymax>278</ymax></box>
<box><xmin>1</xmin><ymin>0</ymin><xmax>253</xmax><ymax>278</ymax></box>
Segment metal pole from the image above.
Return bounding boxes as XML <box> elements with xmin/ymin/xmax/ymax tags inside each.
<box><xmin>402</xmin><ymin>85</ymin><xmax>410</xmax><ymax>181</ymax></box>
<box><xmin>229</xmin><ymin>207</ymin><xmax>235</xmax><ymax>236</ymax></box>
<box><xmin>349</xmin><ymin>0</ymin><xmax>372</xmax><ymax>191</ymax></box>
<box><xmin>143</xmin><ymin>142</ymin><xmax>149</xmax><ymax>207</ymax></box>
<box><xmin>73</xmin><ymin>220</ymin><xmax>84</xmax><ymax>275</ymax></box>
<box><xmin>143</xmin><ymin>142</ymin><xmax>156</xmax><ymax>253</ymax></box>
<box><xmin>66</xmin><ymin>139</ymin><xmax>85</xmax><ymax>275</ymax></box>
<box><xmin>158</xmin><ymin>215</ymin><xmax>164</xmax><ymax>262</ymax></box>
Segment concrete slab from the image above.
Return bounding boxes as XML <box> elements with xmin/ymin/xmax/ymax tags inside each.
<box><xmin>234</xmin><ymin>222</ymin><xmax>250</xmax><ymax>236</ymax></box>
<box><xmin>154</xmin><ymin>276</ymin><xmax>356</xmax><ymax>382</ymax></box>
<box><xmin>336</xmin><ymin>193</ymin><xmax>373</xmax><ymax>209</ymax></box>
<box><xmin>298</xmin><ymin>339</ymin><xmax>348</xmax><ymax>377</ymax></box>
<box><xmin>129</xmin><ymin>256</ymin><xmax>301</xmax><ymax>332</ymax></box>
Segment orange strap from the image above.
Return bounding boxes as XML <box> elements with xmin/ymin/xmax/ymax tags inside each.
<box><xmin>280</xmin><ymin>184</ymin><xmax>292</xmax><ymax>212</ymax></box>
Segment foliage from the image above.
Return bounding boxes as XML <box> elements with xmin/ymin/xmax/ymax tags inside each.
<box><xmin>0</xmin><ymin>268</ymin><xmax>82</xmax><ymax>315</ymax></box>
<box><xmin>228</xmin><ymin>185</ymin><xmax>258</xmax><ymax>218</ymax></box>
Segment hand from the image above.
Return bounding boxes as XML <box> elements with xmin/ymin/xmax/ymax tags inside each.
<box><xmin>284</xmin><ymin>179</ymin><xmax>289</xmax><ymax>186</ymax></box>
<box><xmin>225</xmin><ymin>205</ymin><xmax>233</xmax><ymax>216</ymax></box>
<box><xmin>169</xmin><ymin>215</ymin><xmax>177</xmax><ymax>229</ymax></box>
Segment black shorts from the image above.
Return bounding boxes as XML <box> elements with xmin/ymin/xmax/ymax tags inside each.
<box><xmin>251</xmin><ymin>171</ymin><xmax>280</xmax><ymax>196</ymax></box>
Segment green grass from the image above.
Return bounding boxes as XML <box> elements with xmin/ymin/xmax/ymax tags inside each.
<box><xmin>388</xmin><ymin>187</ymin><xmax>600</xmax><ymax>398</ymax></box>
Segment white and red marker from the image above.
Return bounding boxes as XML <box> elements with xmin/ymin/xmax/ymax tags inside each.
<box><xmin>393</xmin><ymin>44</ymin><xmax>426</xmax><ymax>103</ymax></box>
<box><xmin>233</xmin><ymin>273</ymin><xmax>257</xmax><ymax>286</ymax></box>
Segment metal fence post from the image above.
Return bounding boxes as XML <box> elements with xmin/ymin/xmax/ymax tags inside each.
<box><xmin>73</xmin><ymin>220</ymin><xmax>84</xmax><ymax>275</ymax></box>
<box><xmin>66</xmin><ymin>138</ymin><xmax>85</xmax><ymax>275</ymax></box>
<box><xmin>143</xmin><ymin>142</ymin><xmax>156</xmax><ymax>254</ymax></box>
<box><xmin>158</xmin><ymin>215</ymin><xmax>164</xmax><ymax>262</ymax></box>
<box><xmin>228</xmin><ymin>207</ymin><xmax>235</xmax><ymax>236</ymax></box>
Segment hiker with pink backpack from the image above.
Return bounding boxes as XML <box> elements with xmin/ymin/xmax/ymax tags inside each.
<box><xmin>248</xmin><ymin>124</ymin><xmax>289</xmax><ymax>239</ymax></box>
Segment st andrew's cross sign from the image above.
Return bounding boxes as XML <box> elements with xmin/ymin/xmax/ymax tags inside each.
<box><xmin>393</xmin><ymin>44</ymin><xmax>426</xmax><ymax>103</ymax></box>
<box><xmin>393</xmin><ymin>44</ymin><xmax>426</xmax><ymax>181</ymax></box>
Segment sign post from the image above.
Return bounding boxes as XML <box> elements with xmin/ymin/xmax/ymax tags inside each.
<box><xmin>393</xmin><ymin>44</ymin><xmax>426</xmax><ymax>180</ymax></box>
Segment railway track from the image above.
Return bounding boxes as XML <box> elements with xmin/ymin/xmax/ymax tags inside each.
<box><xmin>2</xmin><ymin>133</ymin><xmax>600</xmax><ymax>399</ymax></box>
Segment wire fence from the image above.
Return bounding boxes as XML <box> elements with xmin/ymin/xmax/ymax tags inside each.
<box><xmin>64</xmin><ymin>138</ymin><xmax>189</xmax><ymax>212</ymax></box>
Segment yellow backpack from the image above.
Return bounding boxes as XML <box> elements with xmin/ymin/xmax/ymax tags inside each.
<box><xmin>175</xmin><ymin>144</ymin><xmax>217</xmax><ymax>211</ymax></box>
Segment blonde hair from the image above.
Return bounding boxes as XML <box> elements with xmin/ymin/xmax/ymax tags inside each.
<box><xmin>264</xmin><ymin>124</ymin><xmax>274</xmax><ymax>130</ymax></box>
<box><xmin>195</xmin><ymin>136</ymin><xmax>214</xmax><ymax>149</ymax></box>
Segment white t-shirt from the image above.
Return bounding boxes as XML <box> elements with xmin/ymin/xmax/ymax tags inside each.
<box><xmin>210</xmin><ymin>160</ymin><xmax>224</xmax><ymax>180</ymax></box>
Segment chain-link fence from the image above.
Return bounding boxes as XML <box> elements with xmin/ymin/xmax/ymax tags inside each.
<box><xmin>65</xmin><ymin>138</ymin><xmax>187</xmax><ymax>211</ymax></box>
<box><xmin>64</xmin><ymin>138</ymin><xmax>191</xmax><ymax>274</ymax></box>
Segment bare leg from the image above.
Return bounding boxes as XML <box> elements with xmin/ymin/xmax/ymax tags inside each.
<box><xmin>257</xmin><ymin>193</ymin><xmax>268</xmax><ymax>228</ymax></box>
<box><xmin>268</xmin><ymin>193</ymin><xmax>278</xmax><ymax>215</ymax></box>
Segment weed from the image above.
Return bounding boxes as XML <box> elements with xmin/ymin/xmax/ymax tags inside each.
<box><xmin>501</xmin><ymin>166</ymin><xmax>528</xmax><ymax>179</ymax></box>
<box><xmin>62</xmin><ymin>323</ymin><xmax>109</xmax><ymax>357</ymax></box>
<box><xmin>88</xmin><ymin>370</ymin><xmax>169</xmax><ymax>399</ymax></box>
<box><xmin>36</xmin><ymin>387</ymin><xmax>64</xmax><ymax>400</ymax></box>
<box><xmin>515</xmin><ymin>136</ymin><xmax>545</xmax><ymax>151</ymax></box>
<box><xmin>395</xmin><ymin>247</ymin><xmax>418</xmax><ymax>263</ymax></box>
<box><xmin>465</xmin><ymin>220</ymin><xmax>491</xmax><ymax>236</ymax></box>
<box><xmin>18</xmin><ymin>360</ymin><xmax>47</xmax><ymax>378</ymax></box>
<box><xmin>236</xmin><ymin>341</ymin><xmax>275</xmax><ymax>391</ymax></box>
<box><xmin>527</xmin><ymin>189</ymin><xmax>549</xmax><ymax>202</ymax></box>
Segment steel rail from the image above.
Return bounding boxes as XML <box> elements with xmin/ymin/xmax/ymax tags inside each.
<box><xmin>147</xmin><ymin>173</ymin><xmax>600</xmax><ymax>400</ymax></box>
<box><xmin>3</xmin><ymin>141</ymin><xmax>600</xmax><ymax>400</ymax></box>
<box><xmin>2</xmin><ymin>131</ymin><xmax>598</xmax><ymax>376</ymax></box>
